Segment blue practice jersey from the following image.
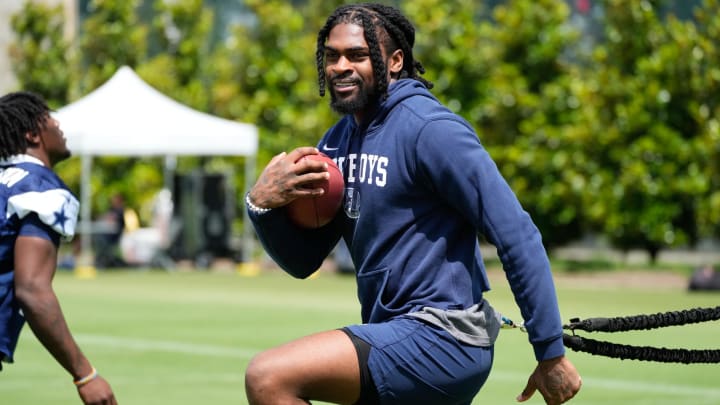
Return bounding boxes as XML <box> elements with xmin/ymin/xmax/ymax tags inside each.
<box><xmin>0</xmin><ymin>155</ymin><xmax>79</xmax><ymax>364</ymax></box>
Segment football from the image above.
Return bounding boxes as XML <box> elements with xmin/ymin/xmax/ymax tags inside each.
<box><xmin>286</xmin><ymin>153</ymin><xmax>344</xmax><ymax>228</ymax></box>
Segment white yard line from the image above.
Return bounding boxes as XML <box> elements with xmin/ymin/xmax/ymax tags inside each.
<box><xmin>75</xmin><ymin>333</ymin><xmax>259</xmax><ymax>359</ymax></box>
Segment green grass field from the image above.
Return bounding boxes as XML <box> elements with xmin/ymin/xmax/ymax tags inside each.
<box><xmin>2</xmin><ymin>267</ymin><xmax>718</xmax><ymax>404</ymax></box>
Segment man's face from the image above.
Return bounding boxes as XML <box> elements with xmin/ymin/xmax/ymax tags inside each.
<box><xmin>40</xmin><ymin>114</ymin><xmax>71</xmax><ymax>165</ymax></box>
<box><xmin>324</xmin><ymin>23</ymin><xmax>380</xmax><ymax>117</ymax></box>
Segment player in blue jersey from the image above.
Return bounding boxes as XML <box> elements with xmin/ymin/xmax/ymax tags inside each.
<box><xmin>244</xmin><ymin>3</ymin><xmax>581</xmax><ymax>405</ymax></box>
<box><xmin>0</xmin><ymin>91</ymin><xmax>117</xmax><ymax>404</ymax></box>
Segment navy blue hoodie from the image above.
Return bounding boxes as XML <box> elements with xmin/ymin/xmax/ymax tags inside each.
<box><xmin>249</xmin><ymin>79</ymin><xmax>565</xmax><ymax>361</ymax></box>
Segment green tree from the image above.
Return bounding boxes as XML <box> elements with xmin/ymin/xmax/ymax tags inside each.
<box><xmin>141</xmin><ymin>0</ymin><xmax>214</xmax><ymax>110</ymax></box>
<box><xmin>138</xmin><ymin>0</ymin><xmax>222</xmax><ymax>200</ymax></box>
<box><xmin>77</xmin><ymin>0</ymin><xmax>148</xmax><ymax>94</ymax></box>
<box><xmin>72</xmin><ymin>0</ymin><xmax>164</xmax><ymax>220</ymax></box>
<box><xmin>690</xmin><ymin>0</ymin><xmax>720</xmax><ymax>242</ymax></box>
<box><xmin>478</xmin><ymin>0</ymin><xmax>586</xmax><ymax>250</ymax></box>
<box><xmin>212</xmin><ymin>0</ymin><xmax>341</xmax><ymax>167</ymax></box>
<box><xmin>407</xmin><ymin>0</ymin><xmax>585</xmax><ymax>249</ymax></box>
<box><xmin>573</xmin><ymin>0</ymin><xmax>720</xmax><ymax>262</ymax></box>
<box><xmin>8</xmin><ymin>1</ymin><xmax>70</xmax><ymax>107</ymax></box>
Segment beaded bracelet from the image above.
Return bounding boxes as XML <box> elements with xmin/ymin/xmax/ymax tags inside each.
<box><xmin>73</xmin><ymin>367</ymin><xmax>98</xmax><ymax>387</ymax></box>
<box><xmin>246</xmin><ymin>193</ymin><xmax>272</xmax><ymax>215</ymax></box>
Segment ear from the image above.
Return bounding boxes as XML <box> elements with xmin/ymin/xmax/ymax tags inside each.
<box><xmin>24</xmin><ymin>131</ymin><xmax>41</xmax><ymax>146</ymax></box>
<box><xmin>387</xmin><ymin>48</ymin><xmax>404</xmax><ymax>77</ymax></box>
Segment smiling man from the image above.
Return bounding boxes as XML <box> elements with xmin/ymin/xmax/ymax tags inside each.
<box><xmin>244</xmin><ymin>4</ymin><xmax>581</xmax><ymax>405</ymax></box>
<box><xmin>0</xmin><ymin>91</ymin><xmax>117</xmax><ymax>405</ymax></box>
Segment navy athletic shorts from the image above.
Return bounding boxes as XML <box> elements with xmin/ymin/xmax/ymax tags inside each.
<box><xmin>345</xmin><ymin>316</ymin><xmax>494</xmax><ymax>405</ymax></box>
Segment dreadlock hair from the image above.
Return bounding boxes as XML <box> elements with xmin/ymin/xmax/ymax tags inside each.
<box><xmin>316</xmin><ymin>3</ymin><xmax>433</xmax><ymax>99</ymax></box>
<box><xmin>0</xmin><ymin>91</ymin><xmax>51</xmax><ymax>160</ymax></box>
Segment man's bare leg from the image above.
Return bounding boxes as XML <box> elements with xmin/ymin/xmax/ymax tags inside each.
<box><xmin>245</xmin><ymin>329</ymin><xmax>362</xmax><ymax>405</ymax></box>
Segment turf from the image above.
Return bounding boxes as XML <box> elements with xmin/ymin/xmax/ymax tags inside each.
<box><xmin>2</xmin><ymin>267</ymin><xmax>718</xmax><ymax>404</ymax></box>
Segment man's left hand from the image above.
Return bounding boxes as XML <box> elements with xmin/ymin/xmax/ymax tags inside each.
<box><xmin>517</xmin><ymin>355</ymin><xmax>581</xmax><ymax>404</ymax></box>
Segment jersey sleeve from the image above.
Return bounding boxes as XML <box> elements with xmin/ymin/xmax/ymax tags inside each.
<box><xmin>247</xmin><ymin>206</ymin><xmax>342</xmax><ymax>278</ymax></box>
<box><xmin>7</xmin><ymin>188</ymin><xmax>79</xmax><ymax>242</ymax></box>
<box><xmin>19</xmin><ymin>213</ymin><xmax>62</xmax><ymax>246</ymax></box>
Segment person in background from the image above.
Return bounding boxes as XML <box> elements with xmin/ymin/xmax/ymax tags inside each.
<box><xmin>94</xmin><ymin>193</ymin><xmax>126</xmax><ymax>268</ymax></box>
<box><xmin>0</xmin><ymin>91</ymin><xmax>117</xmax><ymax>404</ymax></box>
<box><xmin>244</xmin><ymin>3</ymin><xmax>581</xmax><ymax>405</ymax></box>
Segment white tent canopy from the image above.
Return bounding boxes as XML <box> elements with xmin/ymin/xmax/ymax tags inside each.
<box><xmin>53</xmin><ymin>66</ymin><xmax>259</xmax><ymax>264</ymax></box>
<box><xmin>57</xmin><ymin>66</ymin><xmax>258</xmax><ymax>156</ymax></box>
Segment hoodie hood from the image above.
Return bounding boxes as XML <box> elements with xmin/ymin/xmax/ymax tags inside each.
<box><xmin>365</xmin><ymin>79</ymin><xmax>438</xmax><ymax>132</ymax></box>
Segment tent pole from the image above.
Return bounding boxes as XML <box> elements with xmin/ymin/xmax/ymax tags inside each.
<box><xmin>242</xmin><ymin>154</ymin><xmax>256</xmax><ymax>263</ymax></box>
<box><xmin>76</xmin><ymin>153</ymin><xmax>95</xmax><ymax>273</ymax></box>
<box><xmin>164</xmin><ymin>155</ymin><xmax>177</xmax><ymax>191</ymax></box>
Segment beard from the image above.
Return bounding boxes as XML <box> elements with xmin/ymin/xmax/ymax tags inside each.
<box><xmin>50</xmin><ymin>148</ymin><xmax>72</xmax><ymax>166</ymax></box>
<box><xmin>329</xmin><ymin>80</ymin><xmax>379</xmax><ymax>115</ymax></box>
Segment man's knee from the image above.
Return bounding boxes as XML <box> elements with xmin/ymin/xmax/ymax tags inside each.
<box><xmin>245</xmin><ymin>353</ymin><xmax>268</xmax><ymax>394</ymax></box>
<box><xmin>245</xmin><ymin>351</ymin><xmax>285</xmax><ymax>403</ymax></box>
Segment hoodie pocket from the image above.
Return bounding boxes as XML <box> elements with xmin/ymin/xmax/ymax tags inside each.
<box><xmin>356</xmin><ymin>266</ymin><xmax>390</xmax><ymax>323</ymax></box>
